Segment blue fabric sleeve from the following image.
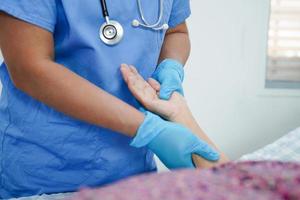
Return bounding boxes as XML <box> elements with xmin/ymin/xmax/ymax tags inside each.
<box><xmin>168</xmin><ymin>0</ymin><xmax>191</xmax><ymax>28</ymax></box>
<box><xmin>0</xmin><ymin>0</ymin><xmax>57</xmax><ymax>33</ymax></box>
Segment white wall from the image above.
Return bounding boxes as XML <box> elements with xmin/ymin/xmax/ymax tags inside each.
<box><xmin>184</xmin><ymin>0</ymin><xmax>300</xmax><ymax>159</ymax></box>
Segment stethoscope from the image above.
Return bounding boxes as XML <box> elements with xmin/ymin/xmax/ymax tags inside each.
<box><xmin>99</xmin><ymin>0</ymin><xmax>169</xmax><ymax>45</ymax></box>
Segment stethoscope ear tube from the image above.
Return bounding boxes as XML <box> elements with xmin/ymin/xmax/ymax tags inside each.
<box><xmin>132</xmin><ymin>0</ymin><xmax>168</xmax><ymax>31</ymax></box>
<box><xmin>132</xmin><ymin>19</ymin><xmax>169</xmax><ymax>31</ymax></box>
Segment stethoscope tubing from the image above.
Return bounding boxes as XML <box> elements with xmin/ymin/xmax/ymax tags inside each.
<box><xmin>99</xmin><ymin>0</ymin><xmax>168</xmax><ymax>45</ymax></box>
<box><xmin>100</xmin><ymin>0</ymin><xmax>109</xmax><ymax>18</ymax></box>
<box><xmin>137</xmin><ymin>0</ymin><xmax>164</xmax><ymax>28</ymax></box>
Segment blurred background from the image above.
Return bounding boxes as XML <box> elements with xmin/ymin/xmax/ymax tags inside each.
<box><xmin>0</xmin><ymin>0</ymin><xmax>299</xmax><ymax>165</ymax></box>
<box><xmin>183</xmin><ymin>0</ymin><xmax>300</xmax><ymax>161</ymax></box>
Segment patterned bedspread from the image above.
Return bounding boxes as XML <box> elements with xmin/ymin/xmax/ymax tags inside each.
<box><xmin>10</xmin><ymin>127</ymin><xmax>300</xmax><ymax>200</ymax></box>
<box><xmin>72</xmin><ymin>161</ymin><xmax>300</xmax><ymax>200</ymax></box>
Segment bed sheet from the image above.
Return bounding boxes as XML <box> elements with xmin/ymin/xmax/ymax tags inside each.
<box><xmin>240</xmin><ymin>127</ymin><xmax>300</xmax><ymax>162</ymax></box>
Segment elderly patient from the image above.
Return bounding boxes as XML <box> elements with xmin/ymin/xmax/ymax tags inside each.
<box><xmin>119</xmin><ymin>64</ymin><xmax>229</xmax><ymax>168</ymax></box>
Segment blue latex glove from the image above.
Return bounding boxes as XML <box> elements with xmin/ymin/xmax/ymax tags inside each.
<box><xmin>152</xmin><ymin>59</ymin><xmax>184</xmax><ymax>100</ymax></box>
<box><xmin>131</xmin><ymin>112</ymin><xmax>220</xmax><ymax>169</ymax></box>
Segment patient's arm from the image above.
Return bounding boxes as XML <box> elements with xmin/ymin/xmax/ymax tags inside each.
<box><xmin>120</xmin><ymin>64</ymin><xmax>229</xmax><ymax>168</ymax></box>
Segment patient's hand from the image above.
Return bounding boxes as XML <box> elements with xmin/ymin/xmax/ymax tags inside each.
<box><xmin>120</xmin><ymin>64</ymin><xmax>188</xmax><ymax>122</ymax></box>
<box><xmin>121</xmin><ymin>64</ymin><xmax>229</xmax><ymax>168</ymax></box>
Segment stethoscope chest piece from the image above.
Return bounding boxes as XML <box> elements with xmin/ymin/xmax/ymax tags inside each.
<box><xmin>100</xmin><ymin>20</ymin><xmax>124</xmax><ymax>45</ymax></box>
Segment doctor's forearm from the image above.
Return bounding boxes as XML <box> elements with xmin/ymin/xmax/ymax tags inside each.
<box><xmin>159</xmin><ymin>22</ymin><xmax>191</xmax><ymax>65</ymax></box>
<box><xmin>11</xmin><ymin>60</ymin><xmax>144</xmax><ymax>137</ymax></box>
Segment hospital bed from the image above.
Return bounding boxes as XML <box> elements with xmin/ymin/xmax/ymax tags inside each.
<box><xmin>10</xmin><ymin>127</ymin><xmax>300</xmax><ymax>200</ymax></box>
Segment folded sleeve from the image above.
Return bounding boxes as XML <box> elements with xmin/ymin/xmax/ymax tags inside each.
<box><xmin>168</xmin><ymin>0</ymin><xmax>191</xmax><ymax>28</ymax></box>
<box><xmin>0</xmin><ymin>0</ymin><xmax>57</xmax><ymax>33</ymax></box>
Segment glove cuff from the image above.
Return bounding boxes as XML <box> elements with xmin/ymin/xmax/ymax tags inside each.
<box><xmin>130</xmin><ymin>112</ymin><xmax>164</xmax><ymax>148</ymax></box>
<box><xmin>155</xmin><ymin>59</ymin><xmax>184</xmax><ymax>82</ymax></box>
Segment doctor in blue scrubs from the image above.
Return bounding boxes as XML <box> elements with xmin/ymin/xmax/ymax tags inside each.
<box><xmin>0</xmin><ymin>0</ymin><xmax>219</xmax><ymax>198</ymax></box>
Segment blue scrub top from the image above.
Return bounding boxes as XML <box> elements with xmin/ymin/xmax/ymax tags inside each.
<box><xmin>0</xmin><ymin>0</ymin><xmax>191</xmax><ymax>198</ymax></box>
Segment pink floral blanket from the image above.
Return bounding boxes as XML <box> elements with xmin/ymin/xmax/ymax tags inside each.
<box><xmin>71</xmin><ymin>161</ymin><xmax>300</xmax><ymax>200</ymax></box>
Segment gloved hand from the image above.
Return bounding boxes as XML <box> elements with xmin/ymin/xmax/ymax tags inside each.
<box><xmin>152</xmin><ymin>59</ymin><xmax>184</xmax><ymax>100</ymax></box>
<box><xmin>131</xmin><ymin>112</ymin><xmax>220</xmax><ymax>169</ymax></box>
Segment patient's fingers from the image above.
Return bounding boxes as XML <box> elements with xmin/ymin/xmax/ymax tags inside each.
<box><xmin>129</xmin><ymin>65</ymin><xmax>139</xmax><ymax>75</ymax></box>
<box><xmin>128</xmin><ymin>70</ymin><xmax>145</xmax><ymax>93</ymax></box>
<box><xmin>127</xmin><ymin>66</ymin><xmax>161</xmax><ymax>95</ymax></box>
<box><xmin>129</xmin><ymin>66</ymin><xmax>158</xmax><ymax>97</ymax></box>
<box><xmin>148</xmin><ymin>78</ymin><xmax>160</xmax><ymax>92</ymax></box>
<box><xmin>120</xmin><ymin>64</ymin><xmax>130</xmax><ymax>82</ymax></box>
<box><xmin>121</xmin><ymin>65</ymin><xmax>141</xmax><ymax>96</ymax></box>
<box><xmin>120</xmin><ymin>64</ymin><xmax>159</xmax><ymax>109</ymax></box>
<box><xmin>121</xmin><ymin>64</ymin><xmax>141</xmax><ymax>91</ymax></box>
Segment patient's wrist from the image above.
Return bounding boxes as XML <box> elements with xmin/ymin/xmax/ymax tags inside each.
<box><xmin>169</xmin><ymin>107</ymin><xmax>194</xmax><ymax>127</ymax></box>
<box><xmin>161</xmin><ymin>93</ymin><xmax>230</xmax><ymax>168</ymax></box>
<box><xmin>170</xmin><ymin>109</ymin><xmax>193</xmax><ymax>125</ymax></box>
<box><xmin>166</xmin><ymin>92</ymin><xmax>191</xmax><ymax>123</ymax></box>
